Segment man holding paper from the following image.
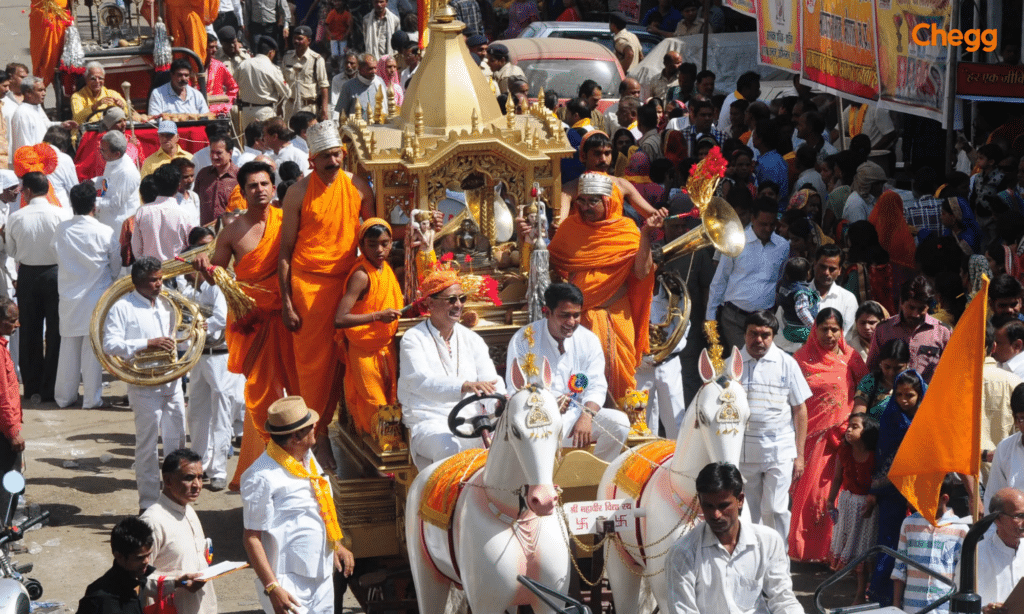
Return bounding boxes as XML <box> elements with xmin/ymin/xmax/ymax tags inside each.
<box><xmin>140</xmin><ymin>449</ymin><xmax>215</xmax><ymax>614</ymax></box>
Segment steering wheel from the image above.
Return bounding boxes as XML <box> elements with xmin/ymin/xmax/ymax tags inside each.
<box><xmin>447</xmin><ymin>393</ymin><xmax>507</xmax><ymax>439</ymax></box>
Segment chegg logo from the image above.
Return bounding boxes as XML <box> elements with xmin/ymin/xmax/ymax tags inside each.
<box><xmin>911</xmin><ymin>24</ymin><xmax>998</xmax><ymax>52</ymax></box>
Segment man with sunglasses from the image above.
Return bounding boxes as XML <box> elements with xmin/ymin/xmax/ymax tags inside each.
<box><xmin>397</xmin><ymin>266</ymin><xmax>505</xmax><ymax>470</ymax></box>
<box><xmin>962</xmin><ymin>487</ymin><xmax>1024</xmax><ymax>614</ymax></box>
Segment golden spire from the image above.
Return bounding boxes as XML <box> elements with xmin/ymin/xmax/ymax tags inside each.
<box><xmin>386</xmin><ymin>83</ymin><xmax>398</xmax><ymax>119</ymax></box>
<box><xmin>505</xmin><ymin>93</ymin><xmax>515</xmax><ymax>129</ymax></box>
<box><xmin>374</xmin><ymin>86</ymin><xmax>385</xmax><ymax>124</ymax></box>
<box><xmin>415</xmin><ymin>102</ymin><xmax>424</xmax><ymax>137</ymax></box>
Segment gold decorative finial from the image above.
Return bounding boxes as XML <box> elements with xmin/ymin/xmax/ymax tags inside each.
<box><xmin>415</xmin><ymin>102</ymin><xmax>424</xmax><ymax>137</ymax></box>
<box><xmin>374</xmin><ymin>86</ymin><xmax>385</xmax><ymax>124</ymax></box>
<box><xmin>703</xmin><ymin>320</ymin><xmax>725</xmax><ymax>375</ymax></box>
<box><xmin>401</xmin><ymin>126</ymin><xmax>414</xmax><ymax>161</ymax></box>
<box><xmin>536</xmin><ymin>87</ymin><xmax>545</xmax><ymax>110</ymax></box>
<box><xmin>386</xmin><ymin>83</ymin><xmax>398</xmax><ymax>119</ymax></box>
<box><xmin>471</xmin><ymin>108</ymin><xmax>479</xmax><ymax>134</ymax></box>
<box><xmin>505</xmin><ymin>93</ymin><xmax>515</xmax><ymax>129</ymax></box>
<box><xmin>368</xmin><ymin>130</ymin><xmax>377</xmax><ymax>154</ymax></box>
<box><xmin>433</xmin><ymin>5</ymin><xmax>456</xmax><ymax>22</ymax></box>
<box><xmin>353</xmin><ymin>97</ymin><xmax>363</xmax><ymax>124</ymax></box>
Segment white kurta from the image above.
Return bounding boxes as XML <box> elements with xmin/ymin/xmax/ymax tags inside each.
<box><xmin>984</xmin><ymin>432</ymin><xmax>1024</xmax><ymax>509</ymax></box>
<box><xmin>141</xmin><ymin>493</ymin><xmax>217</xmax><ymax>614</ymax></box>
<box><xmin>49</xmin><ymin>145</ymin><xmax>79</xmax><ymax>200</ymax></box>
<box><xmin>97</xmin><ymin>155</ymin><xmax>142</xmax><ymax>233</ymax></box>
<box><xmin>959</xmin><ymin>529</ymin><xmax>1024</xmax><ymax>608</ymax></box>
<box><xmin>271</xmin><ymin>144</ymin><xmax>310</xmax><ymax>183</ymax></box>
<box><xmin>53</xmin><ymin>215</ymin><xmax>120</xmax><ymax>337</ymax></box>
<box><xmin>9</xmin><ymin>103</ymin><xmax>56</xmax><ymax>154</ymax></box>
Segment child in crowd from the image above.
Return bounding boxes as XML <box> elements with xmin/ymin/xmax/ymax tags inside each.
<box><xmin>891</xmin><ymin>474</ymin><xmax>968</xmax><ymax>614</ymax></box>
<box><xmin>852</xmin><ymin>338</ymin><xmax>910</xmax><ymax>419</ymax></box>
<box><xmin>827</xmin><ymin>412</ymin><xmax>879</xmax><ymax>604</ymax></box>
<box><xmin>325</xmin><ymin>0</ymin><xmax>352</xmax><ymax>56</ymax></box>
<box><xmin>778</xmin><ymin>257</ymin><xmax>818</xmax><ymax>345</ymax></box>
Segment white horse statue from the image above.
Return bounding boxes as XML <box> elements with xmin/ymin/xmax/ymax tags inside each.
<box><xmin>405</xmin><ymin>357</ymin><xmax>570</xmax><ymax>614</ymax></box>
<box><xmin>596</xmin><ymin>346</ymin><xmax>751</xmax><ymax>613</ymax></box>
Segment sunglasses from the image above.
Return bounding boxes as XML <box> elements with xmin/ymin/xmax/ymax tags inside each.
<box><xmin>435</xmin><ymin>294</ymin><xmax>468</xmax><ymax>305</ymax></box>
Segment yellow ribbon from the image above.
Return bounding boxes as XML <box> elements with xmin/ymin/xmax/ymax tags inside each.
<box><xmin>266</xmin><ymin>441</ymin><xmax>344</xmax><ymax>545</ymax></box>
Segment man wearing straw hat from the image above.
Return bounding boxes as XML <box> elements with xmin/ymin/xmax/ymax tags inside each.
<box><xmin>242</xmin><ymin>396</ymin><xmax>355</xmax><ymax>614</ymax></box>
<box><xmin>279</xmin><ymin>120</ymin><xmax>374</xmax><ymax>470</ymax></box>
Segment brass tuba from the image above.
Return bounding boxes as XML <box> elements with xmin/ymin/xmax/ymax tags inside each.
<box><xmin>90</xmin><ymin>246</ymin><xmax>212</xmax><ymax>386</ymax></box>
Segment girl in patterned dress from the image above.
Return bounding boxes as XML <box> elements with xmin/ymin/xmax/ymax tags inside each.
<box><xmin>827</xmin><ymin>412</ymin><xmax>879</xmax><ymax>604</ymax></box>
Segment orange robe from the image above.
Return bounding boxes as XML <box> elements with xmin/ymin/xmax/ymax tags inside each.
<box><xmin>336</xmin><ymin>256</ymin><xmax>403</xmax><ymax>434</ymax></box>
<box><xmin>225</xmin><ymin>206</ymin><xmax>300</xmax><ymax>490</ymax></box>
<box><xmin>30</xmin><ymin>0</ymin><xmax>68</xmax><ymax>87</ymax></box>
<box><xmin>549</xmin><ymin>193</ymin><xmax>655</xmax><ymax>405</ymax></box>
<box><xmin>164</xmin><ymin>0</ymin><xmax>213</xmax><ymax>65</ymax></box>
<box><xmin>291</xmin><ymin>171</ymin><xmax>362</xmax><ymax>435</ymax></box>
<box><xmin>225</xmin><ymin>185</ymin><xmax>245</xmax><ymax>213</ymax></box>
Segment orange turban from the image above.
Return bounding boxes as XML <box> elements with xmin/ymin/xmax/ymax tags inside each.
<box><xmin>359</xmin><ymin>217</ymin><xmax>391</xmax><ymax>241</ymax></box>
<box><xmin>419</xmin><ymin>263</ymin><xmax>460</xmax><ymax>297</ymax></box>
<box><xmin>14</xmin><ymin>144</ymin><xmax>58</xmax><ymax>177</ymax></box>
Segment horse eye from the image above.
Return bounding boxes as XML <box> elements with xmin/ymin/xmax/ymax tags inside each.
<box><xmin>510</xmin><ymin>424</ymin><xmax>523</xmax><ymax>440</ymax></box>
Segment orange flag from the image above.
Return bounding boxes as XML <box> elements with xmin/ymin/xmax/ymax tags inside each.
<box><xmin>888</xmin><ymin>277</ymin><xmax>987</xmax><ymax>526</ymax></box>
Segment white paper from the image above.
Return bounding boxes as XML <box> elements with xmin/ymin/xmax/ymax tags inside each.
<box><xmin>196</xmin><ymin>561</ymin><xmax>248</xmax><ymax>581</ymax></box>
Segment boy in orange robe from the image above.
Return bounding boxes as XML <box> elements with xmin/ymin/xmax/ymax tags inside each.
<box><xmin>547</xmin><ymin>172</ymin><xmax>666</xmax><ymax>405</ymax></box>
<box><xmin>196</xmin><ymin>159</ymin><xmax>300</xmax><ymax>491</ymax></box>
<box><xmin>279</xmin><ymin>120</ymin><xmax>374</xmax><ymax>469</ymax></box>
<box><xmin>334</xmin><ymin>218</ymin><xmax>403</xmax><ymax>442</ymax></box>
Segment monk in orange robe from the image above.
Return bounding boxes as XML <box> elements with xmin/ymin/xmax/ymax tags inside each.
<box><xmin>163</xmin><ymin>0</ymin><xmax>217</xmax><ymax>65</ymax></box>
<box><xmin>547</xmin><ymin>172</ymin><xmax>666</xmax><ymax>405</ymax></box>
<box><xmin>30</xmin><ymin>0</ymin><xmax>68</xmax><ymax>88</ymax></box>
<box><xmin>196</xmin><ymin>159</ymin><xmax>300</xmax><ymax>490</ymax></box>
<box><xmin>558</xmin><ymin>131</ymin><xmax>657</xmax><ymax>225</ymax></box>
<box><xmin>334</xmin><ymin>218</ymin><xmax>403</xmax><ymax>437</ymax></box>
<box><xmin>279</xmin><ymin>121</ymin><xmax>374</xmax><ymax>469</ymax></box>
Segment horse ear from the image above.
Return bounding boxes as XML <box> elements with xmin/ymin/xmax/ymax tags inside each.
<box><xmin>511</xmin><ymin>357</ymin><xmax>526</xmax><ymax>390</ymax></box>
<box><xmin>699</xmin><ymin>348</ymin><xmax>715</xmax><ymax>383</ymax></box>
<box><xmin>728</xmin><ymin>347</ymin><xmax>743</xmax><ymax>381</ymax></box>
<box><xmin>542</xmin><ymin>357</ymin><xmax>553</xmax><ymax>389</ymax></box>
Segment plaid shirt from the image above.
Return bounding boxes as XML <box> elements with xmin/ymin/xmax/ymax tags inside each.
<box><xmin>678</xmin><ymin>125</ymin><xmax>727</xmax><ymax>155</ymax></box>
<box><xmin>903</xmin><ymin>194</ymin><xmax>943</xmax><ymax>240</ymax></box>
<box><xmin>867</xmin><ymin>313</ymin><xmax>950</xmax><ymax>384</ymax></box>
<box><xmin>449</xmin><ymin>0</ymin><xmax>484</xmax><ymax>38</ymax></box>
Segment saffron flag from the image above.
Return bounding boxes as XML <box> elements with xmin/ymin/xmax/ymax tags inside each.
<box><xmin>888</xmin><ymin>277</ymin><xmax>987</xmax><ymax>526</ymax></box>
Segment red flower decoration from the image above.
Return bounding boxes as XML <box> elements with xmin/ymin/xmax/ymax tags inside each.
<box><xmin>439</xmin><ymin>252</ymin><xmax>454</xmax><ymax>262</ymax></box>
<box><xmin>464</xmin><ymin>254</ymin><xmax>472</xmax><ymax>263</ymax></box>
<box><xmin>689</xmin><ymin>146</ymin><xmax>728</xmax><ymax>183</ymax></box>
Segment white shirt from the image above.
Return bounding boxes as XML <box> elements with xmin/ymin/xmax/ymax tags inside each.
<box><xmin>843</xmin><ymin>191</ymin><xmax>876</xmax><ymax>223</ymax></box>
<box><xmin>397</xmin><ymin>321</ymin><xmax>506</xmax><ymax>428</ymax></box>
<box><xmin>985</xmin><ymin>432</ymin><xmax>1024</xmax><ymax>508</ymax></box>
<box><xmin>5</xmin><ymin>195</ymin><xmax>71</xmax><ymax>266</ymax></box>
<box><xmin>49</xmin><ymin>145</ymin><xmax>79</xmax><ymax>199</ymax></box>
<box><xmin>97</xmin><ymin>154</ymin><xmax>142</xmax><ymax>232</ymax></box>
<box><xmin>53</xmin><ymin>215</ymin><xmax>120</xmax><ymax>337</ymax></box>
<box><xmin>717</xmin><ymin>91</ymin><xmax>745</xmax><ymax>137</ymax></box>
<box><xmin>667</xmin><ymin>521</ymin><xmax>803</xmax><ymax>614</ymax></box>
<box><xmin>241</xmin><ymin>450</ymin><xmax>333</xmax><ymax>582</ymax></box>
<box><xmin>291</xmin><ymin>136</ymin><xmax>308</xmax><ymax>154</ymax></box>
<box><xmin>400</xmin><ymin>65</ymin><xmax>418</xmax><ymax>89</ymax></box>
<box><xmin>964</xmin><ymin>529</ymin><xmax>1024</xmax><ymax>608</ymax></box>
<box><xmin>1</xmin><ymin>96</ymin><xmax>18</xmax><ymax>141</ymax></box>
<box><xmin>185</xmin><ymin>280</ymin><xmax>228</xmax><ymax>350</ymax></box>
<box><xmin>666</xmin><ymin>115</ymin><xmax>691</xmax><ymax>132</ymax></box>
<box><xmin>141</xmin><ymin>493</ymin><xmax>217</xmax><ymax>614</ymax></box>
<box><xmin>505</xmin><ymin>320</ymin><xmax>607</xmax><ymax>430</ymax></box>
<box><xmin>1001</xmin><ymin>351</ymin><xmax>1024</xmax><ymax>380</ymax></box>
<box><xmin>190</xmin><ymin>146</ymin><xmax>243</xmax><ymax>175</ymax></box>
<box><xmin>329</xmin><ymin>73</ymin><xmax>354</xmax><ymax>120</ymax></box>
<box><xmin>216</xmin><ymin>0</ymin><xmax>243</xmax><ymax>23</ymax></box>
<box><xmin>10</xmin><ymin>103</ymin><xmax>58</xmax><ymax>155</ymax></box>
<box><xmin>176</xmin><ymin>190</ymin><xmax>201</xmax><ymax>228</ymax></box>
<box><xmin>706</xmin><ymin>226</ymin><xmax>789</xmax><ymax>320</ymax></box>
<box><xmin>102</xmin><ymin>290</ymin><xmax>179</xmax><ymax>394</ymax></box>
<box><xmin>132</xmin><ymin>195</ymin><xmax>193</xmax><ymax>262</ymax></box>
<box><xmin>818</xmin><ymin>283</ymin><xmax>858</xmax><ymax>334</ymax></box>
<box><xmin>148</xmin><ymin>83</ymin><xmax>210</xmax><ymax>117</ymax></box>
<box><xmin>271</xmin><ymin>144</ymin><xmax>310</xmax><ymax>183</ymax></box>
<box><xmin>740</xmin><ymin>343</ymin><xmax>812</xmax><ymax>462</ymax></box>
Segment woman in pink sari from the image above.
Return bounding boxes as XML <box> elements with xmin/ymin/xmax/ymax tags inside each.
<box><xmin>790</xmin><ymin>307</ymin><xmax>868</xmax><ymax>562</ymax></box>
<box><xmin>376</xmin><ymin>54</ymin><xmax>404</xmax><ymax>107</ymax></box>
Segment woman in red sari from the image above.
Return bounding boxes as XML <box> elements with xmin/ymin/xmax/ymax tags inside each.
<box><xmin>790</xmin><ymin>307</ymin><xmax>868</xmax><ymax>562</ymax></box>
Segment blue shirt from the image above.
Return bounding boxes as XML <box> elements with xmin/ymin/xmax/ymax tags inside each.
<box><xmin>642</xmin><ymin>6</ymin><xmax>682</xmax><ymax>32</ymax></box>
<box><xmin>754</xmin><ymin>150</ymin><xmax>790</xmax><ymax>206</ymax></box>
<box><xmin>706</xmin><ymin>225</ymin><xmax>789</xmax><ymax>320</ymax></box>
<box><xmin>148</xmin><ymin>83</ymin><xmax>210</xmax><ymax>117</ymax></box>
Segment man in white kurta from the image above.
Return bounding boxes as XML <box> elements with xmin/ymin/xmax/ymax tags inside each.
<box><xmin>985</xmin><ymin>393</ymin><xmax>1024</xmax><ymax>508</ymax></box>
<box><xmin>9</xmin><ymin>77</ymin><xmax>76</xmax><ymax>156</ymax></box>
<box><xmin>666</xmin><ymin>462</ymin><xmax>803</xmax><ymax>614</ymax></box>
<box><xmin>635</xmin><ymin>279</ymin><xmax>690</xmax><ymax>440</ymax></box>
<box><xmin>397</xmin><ymin>278</ymin><xmax>505</xmax><ymax>470</ymax></box>
<box><xmin>96</xmin><ymin>131</ymin><xmax>142</xmax><ymax>233</ymax></box>
<box><xmin>504</xmin><ymin>283</ymin><xmax>630</xmax><ymax>461</ymax></box>
<box><xmin>53</xmin><ymin>181</ymin><xmax>120</xmax><ymax>409</ymax></box>
<box><xmin>956</xmin><ymin>488</ymin><xmax>1024</xmax><ymax>611</ymax></box>
<box><xmin>102</xmin><ymin>257</ymin><xmax>187</xmax><ymax>511</ymax></box>
<box><xmin>737</xmin><ymin>310</ymin><xmax>811</xmax><ymax>544</ymax></box>
<box><xmin>141</xmin><ymin>449</ymin><xmax>217</xmax><ymax>614</ymax></box>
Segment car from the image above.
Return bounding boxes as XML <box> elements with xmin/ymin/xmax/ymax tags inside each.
<box><xmin>519</xmin><ymin>21</ymin><xmax>662</xmax><ymax>58</ymax></box>
<box><xmin>496</xmin><ymin>38</ymin><xmax>624</xmax><ymax>112</ymax></box>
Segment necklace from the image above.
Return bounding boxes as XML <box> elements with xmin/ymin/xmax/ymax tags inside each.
<box><xmin>426</xmin><ymin>320</ymin><xmax>460</xmax><ymax>376</ymax></box>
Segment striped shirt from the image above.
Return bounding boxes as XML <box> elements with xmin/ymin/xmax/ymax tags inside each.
<box><xmin>891</xmin><ymin>510</ymin><xmax>967</xmax><ymax>613</ymax></box>
<box><xmin>904</xmin><ymin>194</ymin><xmax>944</xmax><ymax>241</ymax></box>
<box><xmin>739</xmin><ymin>343</ymin><xmax>812</xmax><ymax>463</ymax></box>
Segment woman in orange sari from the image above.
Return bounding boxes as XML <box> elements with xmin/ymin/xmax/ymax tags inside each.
<box><xmin>790</xmin><ymin>307</ymin><xmax>868</xmax><ymax>562</ymax></box>
<box><xmin>869</xmin><ymin>191</ymin><xmax>917</xmax><ymax>304</ymax></box>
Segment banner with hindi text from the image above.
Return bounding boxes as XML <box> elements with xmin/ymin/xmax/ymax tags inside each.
<box><xmin>724</xmin><ymin>0</ymin><xmax>755</xmax><ymax>17</ymax></box>
<box><xmin>755</xmin><ymin>0</ymin><xmax>802</xmax><ymax>73</ymax></box>
<box><xmin>801</xmin><ymin>0</ymin><xmax>880</xmax><ymax>101</ymax></box>
<box><xmin>874</xmin><ymin>0</ymin><xmax>951</xmax><ymax>122</ymax></box>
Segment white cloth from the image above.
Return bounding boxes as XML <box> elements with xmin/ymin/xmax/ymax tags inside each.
<box><xmin>191</xmin><ymin>146</ymin><xmax>243</xmax><ymax>175</ymax></box>
<box><xmin>141</xmin><ymin>493</ymin><xmax>217</xmax><ymax>614</ymax></box>
<box><xmin>271</xmin><ymin>144</ymin><xmax>310</xmax><ymax>183</ymax></box>
<box><xmin>716</xmin><ymin>91</ymin><xmax>742</xmax><ymax>137</ymax></box>
<box><xmin>1</xmin><ymin>97</ymin><xmax>18</xmax><ymax>143</ymax></box>
<box><xmin>103</xmin><ymin>290</ymin><xmax>186</xmax><ymax>508</ymax></box>
<box><xmin>176</xmin><ymin>190</ymin><xmax>201</xmax><ymax>228</ymax></box>
<box><xmin>857</xmin><ymin>105</ymin><xmax>895</xmax><ymax>148</ymax></box>
<box><xmin>6</xmin><ymin>196</ymin><xmax>71</xmax><ymax>266</ymax></box>
<box><xmin>818</xmin><ymin>283</ymin><xmax>858</xmax><ymax>334</ymax></box>
<box><xmin>1001</xmin><ymin>351</ymin><xmax>1024</xmax><ymax>380</ymax></box>
<box><xmin>398</xmin><ymin>321</ymin><xmax>505</xmax><ymax>468</ymax></box>
<box><xmin>636</xmin><ymin>285</ymin><xmax>689</xmax><ymax>439</ymax></box>
<box><xmin>291</xmin><ymin>136</ymin><xmax>308</xmax><ymax>154</ymax></box>
<box><xmin>843</xmin><ymin>192</ymin><xmax>876</xmax><ymax>223</ymax></box>
<box><xmin>984</xmin><ymin>432</ymin><xmax>1024</xmax><ymax>508</ymax></box>
<box><xmin>739</xmin><ymin>459</ymin><xmax>793</xmax><ymax>545</ymax></box>
<box><xmin>959</xmin><ymin>529</ymin><xmax>1024</xmax><ymax>609</ymax></box>
<box><xmin>148</xmin><ymin>83</ymin><xmax>210</xmax><ymax>116</ymax></box>
<box><xmin>53</xmin><ymin>215</ymin><xmax>120</xmax><ymax>336</ymax></box>
<box><xmin>49</xmin><ymin>145</ymin><xmax>79</xmax><ymax>199</ymax></box>
<box><xmin>706</xmin><ymin>226</ymin><xmax>789</xmax><ymax>319</ymax></box>
<box><xmin>329</xmin><ymin>73</ymin><xmax>354</xmax><ymax>120</ymax></box>
<box><xmin>97</xmin><ymin>154</ymin><xmax>142</xmax><ymax>232</ymax></box>
<box><xmin>335</xmin><ymin>76</ymin><xmax>388</xmax><ymax>121</ymax></box>
<box><xmin>666</xmin><ymin>521</ymin><xmax>803</xmax><ymax>614</ymax></box>
<box><xmin>793</xmin><ymin>168</ymin><xmax>827</xmax><ymax>202</ymax></box>
<box><xmin>54</xmin><ymin>335</ymin><xmax>104</xmax><ymax>409</ymax></box>
<box><xmin>9</xmin><ymin>103</ymin><xmax>57</xmax><ymax>155</ymax></box>
<box><xmin>362</xmin><ymin>10</ymin><xmax>401</xmax><ymax>59</ymax></box>
<box><xmin>132</xmin><ymin>195</ymin><xmax>193</xmax><ymax>262</ymax></box>
<box><xmin>241</xmin><ymin>451</ymin><xmax>334</xmax><ymax>586</ymax></box>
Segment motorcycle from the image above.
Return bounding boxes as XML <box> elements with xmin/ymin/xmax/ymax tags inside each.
<box><xmin>0</xmin><ymin>471</ymin><xmax>49</xmax><ymax>614</ymax></box>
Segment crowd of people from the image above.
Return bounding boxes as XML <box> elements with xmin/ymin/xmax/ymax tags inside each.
<box><xmin>7</xmin><ymin>0</ymin><xmax>1024</xmax><ymax>612</ymax></box>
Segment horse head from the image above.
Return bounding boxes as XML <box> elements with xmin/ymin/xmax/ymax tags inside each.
<box><xmin>498</xmin><ymin>356</ymin><xmax>564</xmax><ymax>516</ymax></box>
<box><xmin>692</xmin><ymin>346</ymin><xmax>750</xmax><ymax>467</ymax></box>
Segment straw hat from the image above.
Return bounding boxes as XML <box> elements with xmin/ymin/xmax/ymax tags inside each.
<box><xmin>306</xmin><ymin>120</ymin><xmax>343</xmax><ymax>157</ymax></box>
<box><xmin>265</xmin><ymin>396</ymin><xmax>319</xmax><ymax>435</ymax></box>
